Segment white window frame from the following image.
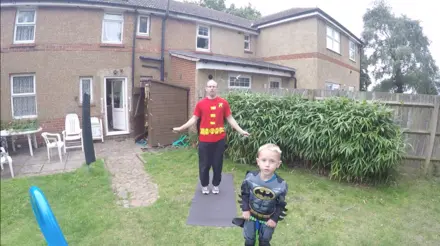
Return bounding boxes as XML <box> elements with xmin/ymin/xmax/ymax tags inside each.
<box><xmin>10</xmin><ymin>74</ymin><xmax>37</xmax><ymax>119</ymax></box>
<box><xmin>79</xmin><ymin>77</ymin><xmax>93</xmax><ymax>103</ymax></box>
<box><xmin>244</xmin><ymin>34</ymin><xmax>251</xmax><ymax>51</ymax></box>
<box><xmin>325</xmin><ymin>82</ymin><xmax>340</xmax><ymax>91</ymax></box>
<box><xmin>13</xmin><ymin>9</ymin><xmax>37</xmax><ymax>44</ymax></box>
<box><xmin>269</xmin><ymin>77</ymin><xmax>281</xmax><ymax>89</ymax></box>
<box><xmin>326</xmin><ymin>25</ymin><xmax>340</xmax><ymax>54</ymax></box>
<box><xmin>101</xmin><ymin>13</ymin><xmax>124</xmax><ymax>44</ymax></box>
<box><xmin>349</xmin><ymin>40</ymin><xmax>356</xmax><ymax>62</ymax></box>
<box><xmin>196</xmin><ymin>24</ymin><xmax>210</xmax><ymax>51</ymax></box>
<box><xmin>137</xmin><ymin>15</ymin><xmax>150</xmax><ymax>36</ymax></box>
<box><xmin>228</xmin><ymin>73</ymin><xmax>251</xmax><ymax>89</ymax></box>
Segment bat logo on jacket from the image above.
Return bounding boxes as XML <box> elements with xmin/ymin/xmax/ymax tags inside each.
<box><xmin>253</xmin><ymin>186</ymin><xmax>275</xmax><ymax>200</ymax></box>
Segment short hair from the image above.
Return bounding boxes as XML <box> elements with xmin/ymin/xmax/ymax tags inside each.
<box><xmin>257</xmin><ymin>143</ymin><xmax>282</xmax><ymax>157</ymax></box>
<box><xmin>208</xmin><ymin>74</ymin><xmax>213</xmax><ymax>80</ymax></box>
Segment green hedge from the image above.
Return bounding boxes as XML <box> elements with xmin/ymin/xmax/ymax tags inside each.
<box><xmin>223</xmin><ymin>91</ymin><xmax>406</xmax><ymax>184</ymax></box>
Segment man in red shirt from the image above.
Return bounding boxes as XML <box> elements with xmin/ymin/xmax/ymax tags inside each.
<box><xmin>173</xmin><ymin>75</ymin><xmax>250</xmax><ymax>194</ymax></box>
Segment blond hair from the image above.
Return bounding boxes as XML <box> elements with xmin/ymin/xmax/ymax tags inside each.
<box><xmin>257</xmin><ymin>143</ymin><xmax>282</xmax><ymax>157</ymax></box>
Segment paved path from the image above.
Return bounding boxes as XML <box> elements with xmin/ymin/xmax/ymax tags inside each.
<box><xmin>95</xmin><ymin>138</ymin><xmax>159</xmax><ymax>208</ymax></box>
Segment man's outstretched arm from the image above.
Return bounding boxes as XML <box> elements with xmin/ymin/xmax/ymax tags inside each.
<box><xmin>226</xmin><ymin>115</ymin><xmax>249</xmax><ymax>136</ymax></box>
<box><xmin>173</xmin><ymin>115</ymin><xmax>199</xmax><ymax>132</ymax></box>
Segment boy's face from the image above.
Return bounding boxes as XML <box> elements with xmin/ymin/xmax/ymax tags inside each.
<box><xmin>256</xmin><ymin>149</ymin><xmax>281</xmax><ymax>176</ymax></box>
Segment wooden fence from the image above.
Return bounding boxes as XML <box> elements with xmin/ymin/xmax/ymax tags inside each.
<box><xmin>218</xmin><ymin>88</ymin><xmax>440</xmax><ymax>177</ymax></box>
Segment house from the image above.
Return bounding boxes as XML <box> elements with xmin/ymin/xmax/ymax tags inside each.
<box><xmin>0</xmin><ymin>0</ymin><xmax>362</xmax><ymax>142</ymax></box>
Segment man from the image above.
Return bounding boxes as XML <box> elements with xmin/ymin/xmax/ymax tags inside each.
<box><xmin>173</xmin><ymin>75</ymin><xmax>250</xmax><ymax>194</ymax></box>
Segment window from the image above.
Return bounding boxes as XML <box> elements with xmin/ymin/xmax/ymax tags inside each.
<box><xmin>11</xmin><ymin>74</ymin><xmax>37</xmax><ymax>119</ymax></box>
<box><xmin>102</xmin><ymin>13</ymin><xmax>124</xmax><ymax>44</ymax></box>
<box><xmin>80</xmin><ymin>77</ymin><xmax>93</xmax><ymax>103</ymax></box>
<box><xmin>269</xmin><ymin>77</ymin><xmax>281</xmax><ymax>89</ymax></box>
<box><xmin>196</xmin><ymin>25</ymin><xmax>210</xmax><ymax>51</ymax></box>
<box><xmin>137</xmin><ymin>15</ymin><xmax>150</xmax><ymax>36</ymax></box>
<box><xmin>244</xmin><ymin>35</ymin><xmax>250</xmax><ymax>51</ymax></box>
<box><xmin>14</xmin><ymin>9</ymin><xmax>36</xmax><ymax>43</ymax></box>
<box><xmin>229</xmin><ymin>74</ymin><xmax>251</xmax><ymax>89</ymax></box>
<box><xmin>325</xmin><ymin>82</ymin><xmax>340</xmax><ymax>91</ymax></box>
<box><xmin>349</xmin><ymin>40</ymin><xmax>356</xmax><ymax>61</ymax></box>
<box><xmin>326</xmin><ymin>25</ymin><xmax>340</xmax><ymax>54</ymax></box>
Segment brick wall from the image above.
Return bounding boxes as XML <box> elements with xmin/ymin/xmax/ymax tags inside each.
<box><xmin>169</xmin><ymin>56</ymin><xmax>196</xmax><ymax>116</ymax></box>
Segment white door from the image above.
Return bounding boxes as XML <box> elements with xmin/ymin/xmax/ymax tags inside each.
<box><xmin>111</xmin><ymin>80</ymin><xmax>126</xmax><ymax>131</ymax></box>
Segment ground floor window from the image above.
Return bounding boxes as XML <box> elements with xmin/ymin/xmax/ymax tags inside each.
<box><xmin>11</xmin><ymin>74</ymin><xmax>37</xmax><ymax>118</ymax></box>
<box><xmin>228</xmin><ymin>73</ymin><xmax>251</xmax><ymax>89</ymax></box>
<box><xmin>325</xmin><ymin>82</ymin><xmax>340</xmax><ymax>90</ymax></box>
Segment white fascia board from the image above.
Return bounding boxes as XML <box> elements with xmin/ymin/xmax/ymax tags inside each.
<box><xmin>196</xmin><ymin>62</ymin><xmax>292</xmax><ymax>77</ymax></box>
<box><xmin>170</xmin><ymin>53</ymin><xmax>200</xmax><ymax>62</ymax></box>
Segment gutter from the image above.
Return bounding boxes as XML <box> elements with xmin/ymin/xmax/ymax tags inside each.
<box><xmin>160</xmin><ymin>0</ymin><xmax>170</xmax><ymax>81</ymax></box>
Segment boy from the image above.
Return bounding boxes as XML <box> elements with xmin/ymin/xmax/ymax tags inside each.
<box><xmin>234</xmin><ymin>143</ymin><xmax>288</xmax><ymax>246</ymax></box>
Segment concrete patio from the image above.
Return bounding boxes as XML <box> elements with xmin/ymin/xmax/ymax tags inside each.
<box><xmin>0</xmin><ymin>143</ymin><xmax>86</xmax><ymax>179</ymax></box>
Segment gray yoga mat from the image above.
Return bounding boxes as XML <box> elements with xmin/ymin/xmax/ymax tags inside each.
<box><xmin>186</xmin><ymin>172</ymin><xmax>238</xmax><ymax>227</ymax></box>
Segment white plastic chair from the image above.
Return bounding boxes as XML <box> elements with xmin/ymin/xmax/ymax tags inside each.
<box><xmin>0</xmin><ymin>147</ymin><xmax>14</xmax><ymax>178</ymax></box>
<box><xmin>41</xmin><ymin>132</ymin><xmax>64</xmax><ymax>164</ymax></box>
<box><xmin>62</xmin><ymin>113</ymin><xmax>84</xmax><ymax>153</ymax></box>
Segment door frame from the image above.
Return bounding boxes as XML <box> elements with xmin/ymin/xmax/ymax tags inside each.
<box><xmin>103</xmin><ymin>77</ymin><xmax>129</xmax><ymax>136</ymax></box>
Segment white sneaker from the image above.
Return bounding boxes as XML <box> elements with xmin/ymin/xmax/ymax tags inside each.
<box><xmin>212</xmin><ymin>186</ymin><xmax>219</xmax><ymax>194</ymax></box>
<box><xmin>202</xmin><ymin>186</ymin><xmax>209</xmax><ymax>195</ymax></box>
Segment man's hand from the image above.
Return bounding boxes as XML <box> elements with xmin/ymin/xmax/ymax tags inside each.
<box><xmin>172</xmin><ymin>127</ymin><xmax>182</xmax><ymax>133</ymax></box>
<box><xmin>242</xmin><ymin>211</ymin><xmax>250</xmax><ymax>220</ymax></box>
<box><xmin>240</xmin><ymin>130</ymin><xmax>250</xmax><ymax>137</ymax></box>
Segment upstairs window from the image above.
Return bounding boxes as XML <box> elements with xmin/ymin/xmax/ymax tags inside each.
<box><xmin>14</xmin><ymin>9</ymin><xmax>36</xmax><ymax>43</ymax></box>
<box><xmin>349</xmin><ymin>40</ymin><xmax>356</xmax><ymax>61</ymax></box>
<box><xmin>244</xmin><ymin>35</ymin><xmax>250</xmax><ymax>51</ymax></box>
<box><xmin>137</xmin><ymin>15</ymin><xmax>150</xmax><ymax>36</ymax></box>
<box><xmin>102</xmin><ymin>13</ymin><xmax>124</xmax><ymax>44</ymax></box>
<box><xmin>196</xmin><ymin>25</ymin><xmax>210</xmax><ymax>51</ymax></box>
<box><xmin>326</xmin><ymin>25</ymin><xmax>340</xmax><ymax>54</ymax></box>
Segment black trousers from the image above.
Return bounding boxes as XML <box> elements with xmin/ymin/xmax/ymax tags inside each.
<box><xmin>198</xmin><ymin>138</ymin><xmax>226</xmax><ymax>187</ymax></box>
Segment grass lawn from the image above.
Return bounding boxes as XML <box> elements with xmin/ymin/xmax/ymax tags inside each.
<box><xmin>1</xmin><ymin>149</ymin><xmax>439</xmax><ymax>245</ymax></box>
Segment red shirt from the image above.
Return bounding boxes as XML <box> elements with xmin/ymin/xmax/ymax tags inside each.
<box><xmin>193</xmin><ymin>96</ymin><xmax>232</xmax><ymax>142</ymax></box>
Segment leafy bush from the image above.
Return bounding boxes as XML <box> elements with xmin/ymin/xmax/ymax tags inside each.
<box><xmin>223</xmin><ymin>91</ymin><xmax>406</xmax><ymax>183</ymax></box>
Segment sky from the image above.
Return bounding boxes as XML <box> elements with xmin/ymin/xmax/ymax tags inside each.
<box><xmin>226</xmin><ymin>0</ymin><xmax>439</xmax><ymax>68</ymax></box>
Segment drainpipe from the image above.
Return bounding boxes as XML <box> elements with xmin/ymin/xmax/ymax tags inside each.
<box><xmin>132</xmin><ymin>9</ymin><xmax>138</xmax><ymax>95</ymax></box>
<box><xmin>160</xmin><ymin>0</ymin><xmax>170</xmax><ymax>81</ymax></box>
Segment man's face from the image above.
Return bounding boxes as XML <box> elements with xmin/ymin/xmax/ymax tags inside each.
<box><xmin>206</xmin><ymin>81</ymin><xmax>217</xmax><ymax>97</ymax></box>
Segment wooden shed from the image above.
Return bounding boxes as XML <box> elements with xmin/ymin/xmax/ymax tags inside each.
<box><xmin>133</xmin><ymin>79</ymin><xmax>190</xmax><ymax>147</ymax></box>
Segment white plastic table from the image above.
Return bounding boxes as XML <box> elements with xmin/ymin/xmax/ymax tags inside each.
<box><xmin>0</xmin><ymin>127</ymin><xmax>43</xmax><ymax>156</ymax></box>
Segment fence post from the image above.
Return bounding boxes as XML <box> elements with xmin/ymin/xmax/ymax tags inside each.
<box><xmin>424</xmin><ymin>96</ymin><xmax>440</xmax><ymax>175</ymax></box>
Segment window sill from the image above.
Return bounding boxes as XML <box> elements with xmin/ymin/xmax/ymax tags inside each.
<box><xmin>195</xmin><ymin>50</ymin><xmax>212</xmax><ymax>55</ymax></box>
<box><xmin>10</xmin><ymin>43</ymin><xmax>36</xmax><ymax>48</ymax></box>
<box><xmin>349</xmin><ymin>58</ymin><xmax>356</xmax><ymax>63</ymax></box>
<box><xmin>100</xmin><ymin>43</ymin><xmax>125</xmax><ymax>48</ymax></box>
<box><xmin>244</xmin><ymin>50</ymin><xmax>253</xmax><ymax>54</ymax></box>
<box><xmin>326</xmin><ymin>48</ymin><xmax>341</xmax><ymax>56</ymax></box>
<box><xmin>136</xmin><ymin>35</ymin><xmax>151</xmax><ymax>40</ymax></box>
